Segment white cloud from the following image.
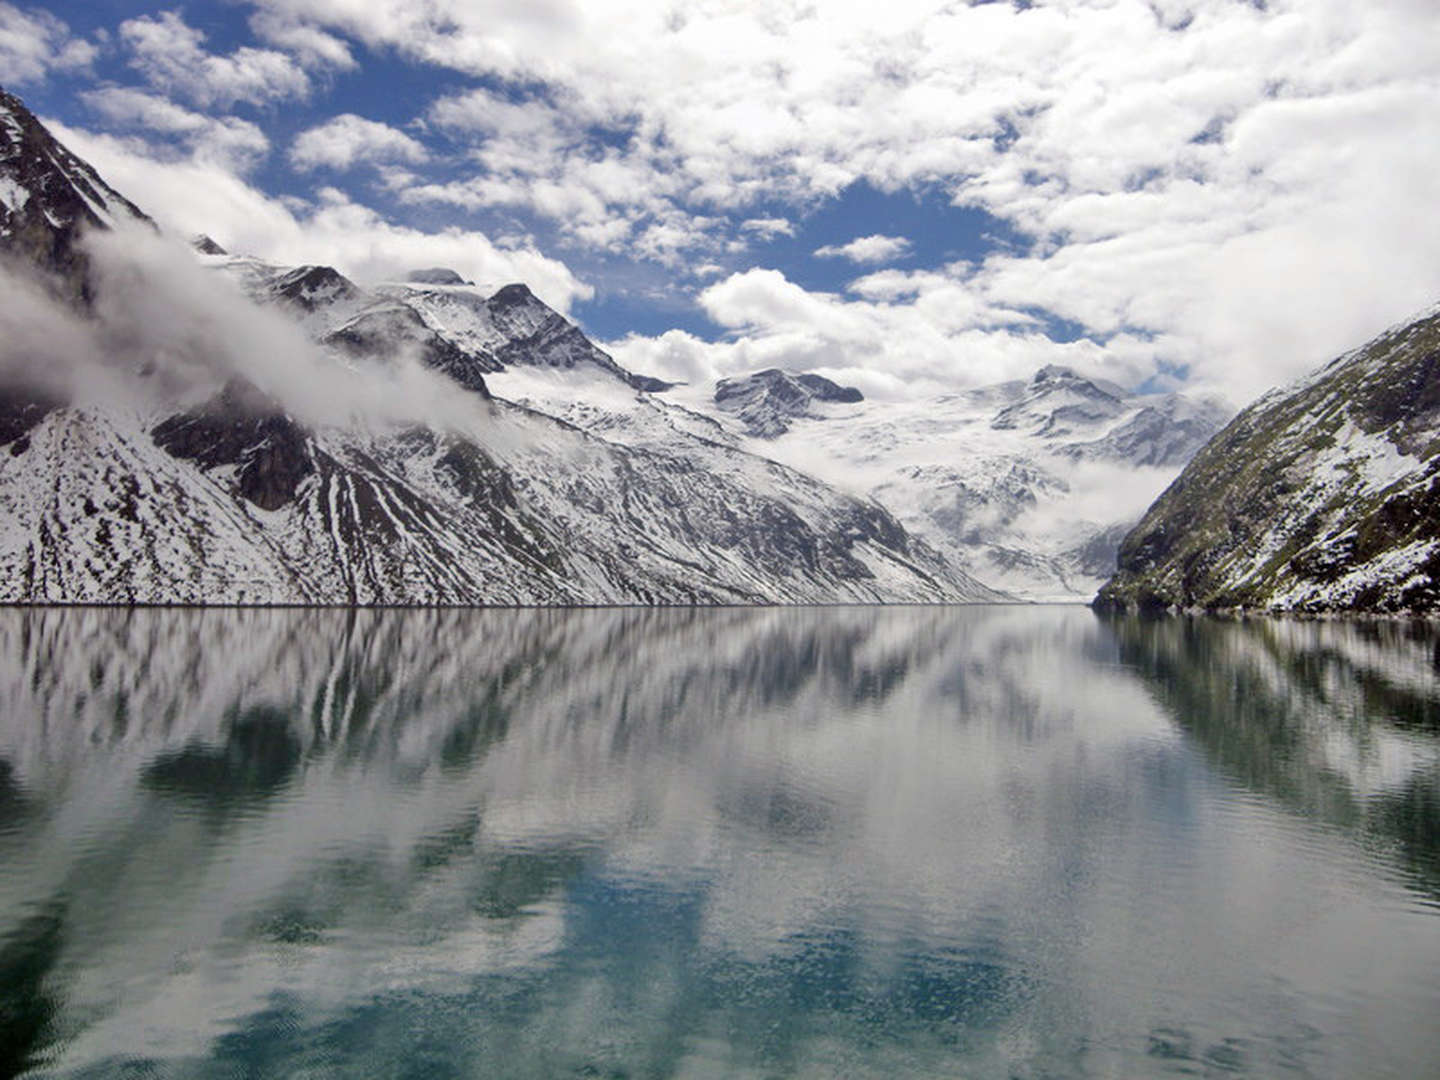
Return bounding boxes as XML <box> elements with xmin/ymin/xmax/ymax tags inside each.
<box><xmin>248</xmin><ymin>9</ymin><xmax>357</xmax><ymax>70</ymax></box>
<box><xmin>47</xmin><ymin>120</ymin><xmax>593</xmax><ymax>315</ymax></box>
<box><xmin>120</xmin><ymin>10</ymin><xmax>310</xmax><ymax>108</ymax></box>
<box><xmin>604</xmin><ymin>329</ymin><xmax>718</xmax><ymax>387</ymax></box>
<box><xmin>0</xmin><ymin>2</ymin><xmax>97</xmax><ymax>84</ymax></box>
<box><xmin>740</xmin><ymin>217</ymin><xmax>794</xmax><ymax>240</ymax></box>
<box><xmin>604</xmin><ymin>266</ymin><xmax>1125</xmax><ymax>400</ymax></box>
<box><xmin>290</xmin><ymin>114</ymin><xmax>428</xmax><ymax>172</ymax></box>
<box><xmin>414</xmin><ymin>87</ymin><xmax>697</xmax><ymax>252</ymax></box>
<box><xmin>240</xmin><ymin>0</ymin><xmax>1440</xmax><ymax>402</ymax></box>
<box><xmin>80</xmin><ymin>88</ymin><xmax>270</xmax><ymax>173</ymax></box>
<box><xmin>814</xmin><ymin>234</ymin><xmax>912</xmax><ymax>265</ymax></box>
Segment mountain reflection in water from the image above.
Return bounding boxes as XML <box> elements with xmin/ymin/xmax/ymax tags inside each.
<box><xmin>0</xmin><ymin>606</ymin><xmax>1436</xmax><ymax>1078</ymax></box>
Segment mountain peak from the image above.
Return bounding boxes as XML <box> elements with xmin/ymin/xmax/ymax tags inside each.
<box><xmin>715</xmin><ymin>368</ymin><xmax>864</xmax><ymax>438</ymax></box>
<box><xmin>490</xmin><ymin>282</ymin><xmax>538</xmax><ymax>308</ymax></box>
<box><xmin>1032</xmin><ymin>364</ymin><xmax>1079</xmax><ymax>384</ymax></box>
<box><xmin>270</xmin><ymin>264</ymin><xmax>359</xmax><ymax>312</ymax></box>
<box><xmin>0</xmin><ymin>87</ymin><xmax>152</xmax><ymax>300</ymax></box>
<box><xmin>406</xmin><ymin>267</ymin><xmax>470</xmax><ymax>286</ymax></box>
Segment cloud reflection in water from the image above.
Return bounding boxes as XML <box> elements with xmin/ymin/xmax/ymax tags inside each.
<box><xmin>0</xmin><ymin>606</ymin><xmax>1437</xmax><ymax>1077</ymax></box>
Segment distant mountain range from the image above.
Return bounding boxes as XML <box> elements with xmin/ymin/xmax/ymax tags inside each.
<box><xmin>0</xmin><ymin>87</ymin><xmax>995</xmax><ymax>605</ymax></box>
<box><xmin>501</xmin><ymin>358</ymin><xmax>1230</xmax><ymax>600</ymax></box>
<box><xmin>17</xmin><ymin>84</ymin><xmax>1436</xmax><ymax>613</ymax></box>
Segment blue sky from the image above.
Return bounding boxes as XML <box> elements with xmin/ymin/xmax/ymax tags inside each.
<box><xmin>5</xmin><ymin>0</ymin><xmax>1440</xmax><ymax>401</ymax></box>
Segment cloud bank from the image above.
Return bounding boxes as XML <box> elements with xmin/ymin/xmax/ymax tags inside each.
<box><xmin>13</xmin><ymin>0</ymin><xmax>1440</xmax><ymax>405</ymax></box>
<box><xmin>49</xmin><ymin>121</ymin><xmax>592</xmax><ymax>315</ymax></box>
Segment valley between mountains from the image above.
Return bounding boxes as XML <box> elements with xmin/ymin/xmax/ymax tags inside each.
<box><xmin>5</xmin><ymin>85</ymin><xmax>1440</xmax><ymax>613</ymax></box>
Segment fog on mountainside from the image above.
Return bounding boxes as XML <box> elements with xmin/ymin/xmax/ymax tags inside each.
<box><xmin>0</xmin><ymin>88</ymin><xmax>1001</xmax><ymax>607</ymax></box>
<box><xmin>13</xmin><ymin>75</ymin><xmax>1440</xmax><ymax>613</ymax></box>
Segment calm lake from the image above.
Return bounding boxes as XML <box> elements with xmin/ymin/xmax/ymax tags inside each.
<box><xmin>1</xmin><ymin>605</ymin><xmax>1437</xmax><ymax>1078</ymax></box>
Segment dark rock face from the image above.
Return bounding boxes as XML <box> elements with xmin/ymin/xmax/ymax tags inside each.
<box><xmin>0</xmin><ymin>388</ymin><xmax>60</xmax><ymax>454</ymax></box>
<box><xmin>324</xmin><ymin>305</ymin><xmax>492</xmax><ymax>398</ymax></box>
<box><xmin>270</xmin><ymin>265</ymin><xmax>358</xmax><ymax>312</ymax></box>
<box><xmin>0</xmin><ymin>86</ymin><xmax>151</xmax><ymax>302</ymax></box>
<box><xmin>485</xmin><ymin>283</ymin><xmax>672</xmax><ymax>392</ymax></box>
<box><xmin>628</xmin><ymin>373</ymin><xmax>674</xmax><ymax>393</ymax></box>
<box><xmin>714</xmin><ymin>368</ymin><xmax>865</xmax><ymax>438</ymax></box>
<box><xmin>152</xmin><ymin>381</ymin><xmax>315</xmax><ymax>511</ymax></box>
<box><xmin>192</xmin><ymin>234</ymin><xmax>227</xmax><ymax>255</ymax></box>
<box><xmin>1096</xmin><ymin>306</ymin><xmax>1440</xmax><ymax>614</ymax></box>
<box><xmin>796</xmin><ymin>373</ymin><xmax>864</xmax><ymax>404</ymax></box>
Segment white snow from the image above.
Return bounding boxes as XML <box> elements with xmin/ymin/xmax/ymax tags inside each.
<box><xmin>0</xmin><ymin>175</ymin><xmax>29</xmax><ymax>214</ymax></box>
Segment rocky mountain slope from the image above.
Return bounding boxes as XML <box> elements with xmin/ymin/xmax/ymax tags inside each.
<box><xmin>1095</xmin><ymin>302</ymin><xmax>1440</xmax><ymax>614</ymax></box>
<box><xmin>0</xmin><ymin>89</ymin><xmax>997</xmax><ymax>606</ymax></box>
<box><xmin>0</xmin><ymin>87</ymin><xmax>149</xmax><ymax>302</ymax></box>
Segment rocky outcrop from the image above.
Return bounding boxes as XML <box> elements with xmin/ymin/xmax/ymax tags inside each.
<box><xmin>714</xmin><ymin>368</ymin><xmax>864</xmax><ymax>437</ymax></box>
<box><xmin>1095</xmin><ymin>304</ymin><xmax>1440</xmax><ymax>614</ymax></box>
<box><xmin>323</xmin><ymin>304</ymin><xmax>492</xmax><ymax>398</ymax></box>
<box><xmin>151</xmin><ymin>381</ymin><xmax>315</xmax><ymax>512</ymax></box>
<box><xmin>486</xmin><ymin>283</ymin><xmax>672</xmax><ymax>391</ymax></box>
<box><xmin>270</xmin><ymin>265</ymin><xmax>359</xmax><ymax>312</ymax></box>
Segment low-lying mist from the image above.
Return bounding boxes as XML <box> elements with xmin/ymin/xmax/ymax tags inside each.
<box><xmin>1</xmin><ymin>225</ymin><xmax>498</xmax><ymax>441</ymax></box>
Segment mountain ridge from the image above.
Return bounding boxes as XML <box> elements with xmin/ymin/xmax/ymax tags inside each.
<box><xmin>0</xmin><ymin>89</ymin><xmax>1000</xmax><ymax>607</ymax></box>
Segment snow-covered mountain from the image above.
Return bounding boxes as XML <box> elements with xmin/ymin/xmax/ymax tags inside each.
<box><xmin>0</xmin><ymin>87</ymin><xmax>149</xmax><ymax>303</ymax></box>
<box><xmin>508</xmin><ymin>361</ymin><xmax>1228</xmax><ymax>601</ymax></box>
<box><xmin>690</xmin><ymin>367</ymin><xmax>1229</xmax><ymax>601</ymax></box>
<box><xmin>0</xmin><ymin>89</ymin><xmax>998</xmax><ymax>606</ymax></box>
<box><xmin>714</xmin><ymin>368</ymin><xmax>864</xmax><ymax>437</ymax></box>
<box><xmin>1096</xmin><ymin>302</ymin><xmax>1440</xmax><ymax>614</ymax></box>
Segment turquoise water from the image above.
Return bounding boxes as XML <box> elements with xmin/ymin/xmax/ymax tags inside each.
<box><xmin>0</xmin><ymin>606</ymin><xmax>1437</xmax><ymax>1078</ymax></box>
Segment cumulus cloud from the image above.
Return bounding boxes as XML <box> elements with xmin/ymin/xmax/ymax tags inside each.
<box><xmin>605</xmin><ymin>266</ymin><xmax>1120</xmax><ymax>400</ymax></box>
<box><xmin>0</xmin><ymin>2</ymin><xmax>97</xmax><ymax>84</ymax></box>
<box><xmin>814</xmin><ymin>234</ymin><xmax>912</xmax><ymax>265</ymax></box>
<box><xmin>290</xmin><ymin>114</ymin><xmax>428</xmax><ymax>172</ymax></box>
<box><xmin>80</xmin><ymin>88</ymin><xmax>270</xmax><ymax>173</ymax></box>
<box><xmin>120</xmin><ymin>10</ymin><xmax>310</xmax><ymax>108</ymax></box>
<box><xmin>239</xmin><ymin>0</ymin><xmax>1440</xmax><ymax>402</ymax></box>
<box><xmin>248</xmin><ymin>9</ymin><xmax>356</xmax><ymax>70</ymax></box>
<box><xmin>21</xmin><ymin>1</ymin><xmax>1437</xmax><ymax>403</ymax></box>
<box><xmin>740</xmin><ymin>217</ymin><xmax>795</xmax><ymax>240</ymax></box>
<box><xmin>48</xmin><ymin>120</ymin><xmax>593</xmax><ymax>315</ymax></box>
<box><xmin>410</xmin><ymin>86</ymin><xmax>708</xmax><ymax>255</ymax></box>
